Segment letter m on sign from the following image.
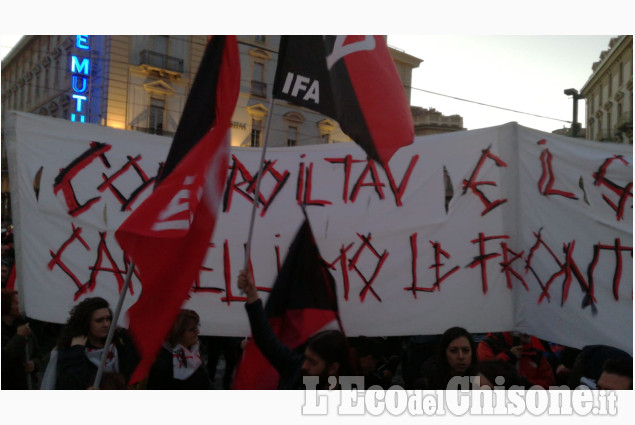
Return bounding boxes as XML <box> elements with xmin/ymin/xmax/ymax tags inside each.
<box><xmin>71</xmin><ymin>56</ymin><xmax>90</xmax><ymax>75</ymax></box>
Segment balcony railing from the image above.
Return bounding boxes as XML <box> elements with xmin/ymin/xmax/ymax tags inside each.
<box><xmin>139</xmin><ymin>50</ymin><xmax>184</xmax><ymax>74</ymax></box>
<box><xmin>131</xmin><ymin>125</ymin><xmax>175</xmax><ymax>137</ymax></box>
<box><xmin>251</xmin><ymin>80</ymin><xmax>267</xmax><ymax>98</ymax></box>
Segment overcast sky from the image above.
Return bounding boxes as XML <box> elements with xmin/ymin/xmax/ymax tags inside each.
<box><xmin>388</xmin><ymin>35</ymin><xmax>616</xmax><ymax>133</ymax></box>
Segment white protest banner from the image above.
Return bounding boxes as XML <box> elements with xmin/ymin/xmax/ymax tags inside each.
<box><xmin>4</xmin><ymin>112</ymin><xmax>632</xmax><ymax>353</ymax></box>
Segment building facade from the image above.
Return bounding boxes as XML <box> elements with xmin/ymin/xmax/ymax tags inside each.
<box><xmin>1</xmin><ymin>35</ymin><xmax>429</xmax><ymax>146</ymax></box>
<box><xmin>1</xmin><ymin>35</ymin><xmax>208</xmax><ymax>225</ymax></box>
<box><xmin>1</xmin><ymin>35</ymin><xmax>463</xmax><ymax>226</ymax></box>
<box><xmin>411</xmin><ymin>106</ymin><xmax>464</xmax><ymax>136</ymax></box>
<box><xmin>580</xmin><ymin>35</ymin><xmax>633</xmax><ymax>144</ymax></box>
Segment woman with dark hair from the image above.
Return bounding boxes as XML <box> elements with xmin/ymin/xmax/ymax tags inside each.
<box><xmin>414</xmin><ymin>327</ymin><xmax>478</xmax><ymax>390</ymax></box>
<box><xmin>302</xmin><ymin>329</ymin><xmax>352</xmax><ymax>387</ymax></box>
<box><xmin>41</xmin><ymin>297</ymin><xmax>139</xmax><ymax>389</ymax></box>
<box><xmin>147</xmin><ymin>309</ymin><xmax>211</xmax><ymax>389</ymax></box>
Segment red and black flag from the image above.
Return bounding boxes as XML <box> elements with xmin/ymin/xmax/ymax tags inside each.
<box><xmin>273</xmin><ymin>35</ymin><xmax>414</xmax><ymax>167</ymax></box>
<box><xmin>115</xmin><ymin>35</ymin><xmax>240</xmax><ymax>384</ymax></box>
<box><xmin>233</xmin><ymin>219</ymin><xmax>341</xmax><ymax>389</ymax></box>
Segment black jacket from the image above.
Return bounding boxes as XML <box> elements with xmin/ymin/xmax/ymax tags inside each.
<box><xmin>55</xmin><ymin>328</ymin><xmax>139</xmax><ymax>390</ymax></box>
<box><xmin>2</xmin><ymin>318</ymin><xmax>41</xmax><ymax>389</ymax></box>
<box><xmin>147</xmin><ymin>345</ymin><xmax>211</xmax><ymax>390</ymax></box>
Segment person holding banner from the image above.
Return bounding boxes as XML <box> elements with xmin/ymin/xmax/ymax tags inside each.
<box><xmin>147</xmin><ymin>309</ymin><xmax>211</xmax><ymax>390</ymax></box>
<box><xmin>41</xmin><ymin>297</ymin><xmax>139</xmax><ymax>389</ymax></box>
<box><xmin>237</xmin><ymin>270</ymin><xmax>351</xmax><ymax>389</ymax></box>
<box><xmin>414</xmin><ymin>327</ymin><xmax>479</xmax><ymax>390</ymax></box>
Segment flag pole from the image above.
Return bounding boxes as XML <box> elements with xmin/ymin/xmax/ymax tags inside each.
<box><xmin>243</xmin><ymin>97</ymin><xmax>276</xmax><ymax>272</ymax></box>
<box><xmin>93</xmin><ymin>134</ymin><xmax>166</xmax><ymax>387</ymax></box>
<box><xmin>92</xmin><ymin>105</ymin><xmax>169</xmax><ymax>388</ymax></box>
<box><xmin>93</xmin><ymin>264</ymin><xmax>134</xmax><ymax>389</ymax></box>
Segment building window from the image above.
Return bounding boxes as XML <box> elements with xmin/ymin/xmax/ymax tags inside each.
<box><xmin>318</xmin><ymin>119</ymin><xmax>336</xmax><ymax>144</ymax></box>
<box><xmin>149</xmin><ymin>98</ymin><xmax>165</xmax><ymax>134</ymax></box>
<box><xmin>141</xmin><ymin>35</ymin><xmax>184</xmax><ymax>74</ymax></box>
<box><xmin>254</xmin><ymin>62</ymin><xmax>264</xmax><ymax>81</ymax></box>
<box><xmin>287</xmin><ymin>126</ymin><xmax>298</xmax><ymax>146</ymax></box>
<box><xmin>599</xmin><ymin>85</ymin><xmax>603</xmax><ymax>105</ymax></box>
<box><xmin>251</xmin><ymin>118</ymin><xmax>263</xmax><ymax>147</ymax></box>
<box><xmin>282</xmin><ymin>112</ymin><xmax>305</xmax><ymax>147</ymax></box>
<box><xmin>251</xmin><ymin>61</ymin><xmax>266</xmax><ymax>97</ymax></box>
<box><xmin>248</xmin><ymin>48</ymin><xmax>272</xmax><ymax>98</ymax></box>
<box><xmin>246</xmin><ymin>103</ymin><xmax>269</xmax><ymax>147</ymax></box>
<box><xmin>152</xmin><ymin>35</ymin><xmax>169</xmax><ymax>55</ymax></box>
<box><xmin>619</xmin><ymin>61</ymin><xmax>624</xmax><ymax>86</ymax></box>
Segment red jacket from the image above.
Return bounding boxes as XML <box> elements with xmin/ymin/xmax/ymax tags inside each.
<box><xmin>477</xmin><ymin>332</ymin><xmax>555</xmax><ymax>389</ymax></box>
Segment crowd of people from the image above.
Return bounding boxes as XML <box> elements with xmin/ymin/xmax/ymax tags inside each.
<box><xmin>2</xmin><ymin>226</ymin><xmax>15</xmax><ymax>290</ymax></box>
<box><xmin>1</xmin><ymin>231</ymin><xmax>632</xmax><ymax>391</ymax></box>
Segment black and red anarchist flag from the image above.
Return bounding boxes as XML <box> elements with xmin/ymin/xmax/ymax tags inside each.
<box><xmin>273</xmin><ymin>35</ymin><xmax>414</xmax><ymax>168</ymax></box>
<box><xmin>233</xmin><ymin>219</ymin><xmax>341</xmax><ymax>389</ymax></box>
<box><xmin>115</xmin><ymin>35</ymin><xmax>240</xmax><ymax>384</ymax></box>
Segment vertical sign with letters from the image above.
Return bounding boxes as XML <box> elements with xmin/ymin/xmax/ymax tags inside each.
<box><xmin>70</xmin><ymin>35</ymin><xmax>91</xmax><ymax>123</ymax></box>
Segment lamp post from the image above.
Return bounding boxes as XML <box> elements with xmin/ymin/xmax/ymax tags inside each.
<box><xmin>564</xmin><ymin>88</ymin><xmax>585</xmax><ymax>137</ymax></box>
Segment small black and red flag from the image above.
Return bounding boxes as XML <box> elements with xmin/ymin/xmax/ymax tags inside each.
<box><xmin>233</xmin><ymin>219</ymin><xmax>341</xmax><ymax>389</ymax></box>
<box><xmin>273</xmin><ymin>35</ymin><xmax>414</xmax><ymax>167</ymax></box>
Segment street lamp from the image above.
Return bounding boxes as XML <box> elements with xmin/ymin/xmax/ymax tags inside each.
<box><xmin>564</xmin><ymin>88</ymin><xmax>585</xmax><ymax>137</ymax></box>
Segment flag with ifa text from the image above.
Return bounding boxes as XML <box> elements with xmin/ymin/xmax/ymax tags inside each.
<box><xmin>232</xmin><ymin>219</ymin><xmax>341</xmax><ymax>389</ymax></box>
<box><xmin>273</xmin><ymin>35</ymin><xmax>414</xmax><ymax>167</ymax></box>
<box><xmin>115</xmin><ymin>35</ymin><xmax>240</xmax><ymax>384</ymax></box>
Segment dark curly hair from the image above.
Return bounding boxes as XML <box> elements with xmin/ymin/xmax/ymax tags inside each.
<box><xmin>57</xmin><ymin>297</ymin><xmax>112</xmax><ymax>348</ymax></box>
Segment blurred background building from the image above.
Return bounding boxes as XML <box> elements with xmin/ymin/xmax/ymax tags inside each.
<box><xmin>1</xmin><ymin>35</ymin><xmax>465</xmax><ymax>227</ymax></box>
<box><xmin>580</xmin><ymin>35</ymin><xmax>633</xmax><ymax>144</ymax></box>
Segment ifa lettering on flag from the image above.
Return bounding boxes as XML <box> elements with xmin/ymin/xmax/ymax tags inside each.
<box><xmin>273</xmin><ymin>35</ymin><xmax>414</xmax><ymax>168</ymax></box>
<box><xmin>115</xmin><ymin>35</ymin><xmax>240</xmax><ymax>384</ymax></box>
